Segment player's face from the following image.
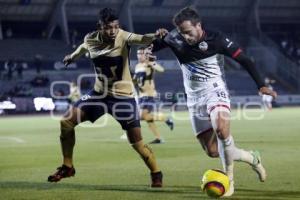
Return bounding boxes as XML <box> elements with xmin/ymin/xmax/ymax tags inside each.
<box><xmin>177</xmin><ymin>20</ymin><xmax>203</xmax><ymax>45</ymax></box>
<box><xmin>102</xmin><ymin>20</ymin><xmax>120</xmax><ymax>41</ymax></box>
<box><xmin>137</xmin><ymin>50</ymin><xmax>147</xmax><ymax>62</ymax></box>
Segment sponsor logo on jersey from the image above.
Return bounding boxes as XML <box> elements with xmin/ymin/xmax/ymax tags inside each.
<box><xmin>198</xmin><ymin>41</ymin><xmax>208</xmax><ymax>51</ymax></box>
<box><xmin>186</xmin><ymin>74</ymin><xmax>209</xmax><ymax>82</ymax></box>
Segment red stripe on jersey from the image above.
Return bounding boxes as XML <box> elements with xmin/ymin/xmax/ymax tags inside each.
<box><xmin>208</xmin><ymin>104</ymin><xmax>231</xmax><ymax>114</ymax></box>
<box><xmin>232</xmin><ymin>48</ymin><xmax>242</xmax><ymax>58</ymax></box>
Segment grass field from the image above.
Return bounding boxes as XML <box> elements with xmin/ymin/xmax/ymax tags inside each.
<box><xmin>0</xmin><ymin>108</ymin><xmax>300</xmax><ymax>200</ymax></box>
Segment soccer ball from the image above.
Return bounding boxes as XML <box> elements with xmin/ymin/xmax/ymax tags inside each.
<box><xmin>201</xmin><ymin>169</ymin><xmax>230</xmax><ymax>198</ymax></box>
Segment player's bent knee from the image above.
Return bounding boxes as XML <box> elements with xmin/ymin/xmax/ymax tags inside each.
<box><xmin>205</xmin><ymin>150</ymin><xmax>219</xmax><ymax>158</ymax></box>
<box><xmin>141</xmin><ymin>112</ymin><xmax>152</xmax><ymax>121</ymax></box>
<box><xmin>215</xmin><ymin>123</ymin><xmax>226</xmax><ymax>136</ymax></box>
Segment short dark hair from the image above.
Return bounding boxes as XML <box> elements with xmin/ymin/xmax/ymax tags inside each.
<box><xmin>173</xmin><ymin>7</ymin><xmax>201</xmax><ymax>26</ymax></box>
<box><xmin>98</xmin><ymin>8</ymin><xmax>118</xmax><ymax>26</ymax></box>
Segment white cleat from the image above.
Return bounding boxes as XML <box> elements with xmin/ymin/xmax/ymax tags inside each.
<box><xmin>223</xmin><ymin>180</ymin><xmax>234</xmax><ymax>197</ymax></box>
<box><xmin>120</xmin><ymin>132</ymin><xmax>127</xmax><ymax>140</ymax></box>
<box><xmin>250</xmin><ymin>150</ymin><xmax>267</xmax><ymax>182</ymax></box>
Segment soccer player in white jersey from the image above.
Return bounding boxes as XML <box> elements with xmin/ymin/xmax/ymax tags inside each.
<box><xmin>152</xmin><ymin>7</ymin><xmax>277</xmax><ymax>196</ymax></box>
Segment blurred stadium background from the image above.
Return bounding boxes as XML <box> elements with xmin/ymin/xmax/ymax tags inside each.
<box><xmin>1</xmin><ymin>1</ymin><xmax>300</xmax><ymax>200</ymax></box>
<box><xmin>0</xmin><ymin>0</ymin><xmax>300</xmax><ymax>113</ymax></box>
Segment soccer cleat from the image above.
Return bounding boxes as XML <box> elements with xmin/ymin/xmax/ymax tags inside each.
<box><xmin>149</xmin><ymin>138</ymin><xmax>164</xmax><ymax>144</ymax></box>
<box><xmin>250</xmin><ymin>151</ymin><xmax>267</xmax><ymax>182</ymax></box>
<box><xmin>47</xmin><ymin>165</ymin><xmax>75</xmax><ymax>182</ymax></box>
<box><xmin>150</xmin><ymin>171</ymin><xmax>163</xmax><ymax>188</ymax></box>
<box><xmin>165</xmin><ymin>117</ymin><xmax>174</xmax><ymax>131</ymax></box>
<box><xmin>223</xmin><ymin>180</ymin><xmax>234</xmax><ymax>197</ymax></box>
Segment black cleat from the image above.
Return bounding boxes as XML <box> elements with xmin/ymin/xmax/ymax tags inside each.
<box><xmin>149</xmin><ymin>138</ymin><xmax>164</xmax><ymax>144</ymax></box>
<box><xmin>48</xmin><ymin>165</ymin><xmax>75</xmax><ymax>182</ymax></box>
<box><xmin>165</xmin><ymin>118</ymin><xmax>174</xmax><ymax>131</ymax></box>
<box><xmin>151</xmin><ymin>171</ymin><xmax>163</xmax><ymax>188</ymax></box>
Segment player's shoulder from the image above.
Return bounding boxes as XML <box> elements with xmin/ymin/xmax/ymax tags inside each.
<box><xmin>84</xmin><ymin>31</ymin><xmax>99</xmax><ymax>42</ymax></box>
<box><xmin>204</xmin><ymin>29</ymin><xmax>233</xmax><ymax>48</ymax></box>
<box><xmin>204</xmin><ymin>29</ymin><xmax>225</xmax><ymax>41</ymax></box>
<box><xmin>118</xmin><ymin>29</ymin><xmax>132</xmax><ymax>40</ymax></box>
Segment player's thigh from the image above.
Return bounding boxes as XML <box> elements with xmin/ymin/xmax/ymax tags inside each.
<box><xmin>206</xmin><ymin>87</ymin><xmax>231</xmax><ymax>138</ymax></box>
<box><xmin>209</xmin><ymin>107</ymin><xmax>231</xmax><ymax>139</ymax></box>
<box><xmin>140</xmin><ymin>108</ymin><xmax>152</xmax><ymax>120</ymax></box>
<box><xmin>72</xmin><ymin>90</ymin><xmax>107</xmax><ymax>123</ymax></box>
<box><xmin>108</xmin><ymin>96</ymin><xmax>141</xmax><ymax>134</ymax></box>
<box><xmin>62</xmin><ymin>106</ymin><xmax>89</xmax><ymax>125</ymax></box>
<box><xmin>126</xmin><ymin>127</ymin><xmax>143</xmax><ymax>144</ymax></box>
<box><xmin>188</xmin><ymin>103</ymin><xmax>212</xmax><ymax>136</ymax></box>
<box><xmin>139</xmin><ymin>96</ymin><xmax>155</xmax><ymax>113</ymax></box>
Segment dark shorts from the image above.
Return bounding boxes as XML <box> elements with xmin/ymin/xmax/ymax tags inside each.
<box><xmin>139</xmin><ymin>96</ymin><xmax>156</xmax><ymax>112</ymax></box>
<box><xmin>74</xmin><ymin>90</ymin><xmax>140</xmax><ymax>130</ymax></box>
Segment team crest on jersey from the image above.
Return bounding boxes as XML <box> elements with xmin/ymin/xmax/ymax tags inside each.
<box><xmin>198</xmin><ymin>41</ymin><xmax>208</xmax><ymax>51</ymax></box>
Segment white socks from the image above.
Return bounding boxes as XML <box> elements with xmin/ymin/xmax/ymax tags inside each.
<box><xmin>217</xmin><ymin>135</ymin><xmax>255</xmax><ymax>180</ymax></box>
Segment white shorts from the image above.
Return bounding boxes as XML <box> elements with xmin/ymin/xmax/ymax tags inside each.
<box><xmin>188</xmin><ymin>87</ymin><xmax>230</xmax><ymax>136</ymax></box>
<box><xmin>262</xmin><ymin>94</ymin><xmax>273</xmax><ymax>103</ymax></box>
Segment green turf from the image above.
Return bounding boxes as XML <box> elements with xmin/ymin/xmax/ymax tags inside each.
<box><xmin>0</xmin><ymin>108</ymin><xmax>300</xmax><ymax>200</ymax></box>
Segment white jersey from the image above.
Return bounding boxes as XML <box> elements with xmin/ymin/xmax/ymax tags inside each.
<box><xmin>180</xmin><ymin>54</ymin><xmax>227</xmax><ymax>98</ymax></box>
<box><xmin>152</xmin><ymin>29</ymin><xmax>264</xmax><ymax>135</ymax></box>
<box><xmin>153</xmin><ymin>29</ymin><xmax>243</xmax><ymax>98</ymax></box>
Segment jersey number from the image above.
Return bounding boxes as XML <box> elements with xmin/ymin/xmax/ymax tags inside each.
<box><xmin>216</xmin><ymin>91</ymin><xmax>227</xmax><ymax>99</ymax></box>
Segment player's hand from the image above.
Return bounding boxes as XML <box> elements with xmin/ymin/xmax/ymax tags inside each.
<box><xmin>63</xmin><ymin>54</ymin><xmax>73</xmax><ymax>66</ymax></box>
<box><xmin>155</xmin><ymin>28</ymin><xmax>168</xmax><ymax>38</ymax></box>
<box><xmin>148</xmin><ymin>55</ymin><xmax>157</xmax><ymax>62</ymax></box>
<box><xmin>259</xmin><ymin>86</ymin><xmax>277</xmax><ymax>99</ymax></box>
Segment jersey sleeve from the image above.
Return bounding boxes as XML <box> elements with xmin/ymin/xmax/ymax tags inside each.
<box><xmin>70</xmin><ymin>43</ymin><xmax>88</xmax><ymax>61</ymax></box>
<box><xmin>219</xmin><ymin>33</ymin><xmax>242</xmax><ymax>59</ymax></box>
<box><xmin>152</xmin><ymin>38</ymin><xmax>169</xmax><ymax>52</ymax></box>
<box><xmin>218</xmin><ymin>33</ymin><xmax>265</xmax><ymax>89</ymax></box>
<box><xmin>124</xmin><ymin>31</ymin><xmax>156</xmax><ymax>46</ymax></box>
<box><xmin>150</xmin><ymin>62</ymin><xmax>165</xmax><ymax>72</ymax></box>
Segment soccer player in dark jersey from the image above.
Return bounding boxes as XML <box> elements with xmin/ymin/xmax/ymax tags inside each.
<box><xmin>47</xmin><ymin>8</ymin><xmax>166</xmax><ymax>187</ymax></box>
<box><xmin>152</xmin><ymin>7</ymin><xmax>277</xmax><ymax>196</ymax></box>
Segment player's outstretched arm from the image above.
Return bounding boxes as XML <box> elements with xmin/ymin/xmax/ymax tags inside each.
<box><xmin>150</xmin><ymin>62</ymin><xmax>165</xmax><ymax>72</ymax></box>
<box><xmin>126</xmin><ymin>28</ymin><xmax>168</xmax><ymax>46</ymax></box>
<box><xmin>63</xmin><ymin>43</ymin><xmax>88</xmax><ymax>66</ymax></box>
<box><xmin>234</xmin><ymin>53</ymin><xmax>277</xmax><ymax>99</ymax></box>
<box><xmin>220</xmin><ymin>34</ymin><xmax>277</xmax><ymax>99</ymax></box>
